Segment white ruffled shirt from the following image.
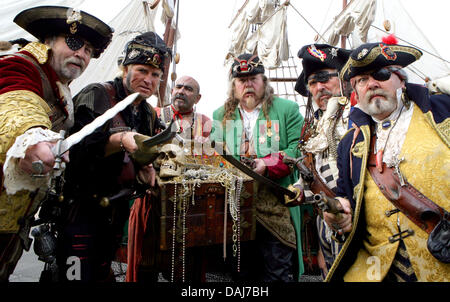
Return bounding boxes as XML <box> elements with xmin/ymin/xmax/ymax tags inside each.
<box><xmin>3</xmin><ymin>128</ymin><xmax>63</xmax><ymax>195</ymax></box>
<box><xmin>238</xmin><ymin>103</ymin><xmax>262</xmax><ymax>142</ymax></box>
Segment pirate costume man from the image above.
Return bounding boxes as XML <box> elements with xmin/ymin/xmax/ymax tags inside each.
<box><xmin>212</xmin><ymin>54</ymin><xmax>305</xmax><ymax>281</ymax></box>
<box><xmin>0</xmin><ymin>6</ymin><xmax>113</xmax><ymax>282</ymax></box>
<box><xmin>293</xmin><ymin>44</ymin><xmax>352</xmax><ymax>278</ymax></box>
<box><xmin>326</xmin><ymin>41</ymin><xmax>450</xmax><ymax>282</ymax></box>
<box><xmin>56</xmin><ymin>32</ymin><xmax>170</xmax><ymax>281</ymax></box>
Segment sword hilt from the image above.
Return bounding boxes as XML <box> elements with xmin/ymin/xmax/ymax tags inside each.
<box><xmin>53</xmin><ymin>130</ymin><xmax>66</xmax><ymax>171</ymax></box>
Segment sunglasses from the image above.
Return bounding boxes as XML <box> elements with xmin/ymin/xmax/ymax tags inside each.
<box><xmin>307</xmin><ymin>71</ymin><xmax>338</xmax><ymax>85</ymax></box>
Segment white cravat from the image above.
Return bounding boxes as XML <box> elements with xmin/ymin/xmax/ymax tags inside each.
<box><xmin>238</xmin><ymin>103</ymin><xmax>262</xmax><ymax>141</ymax></box>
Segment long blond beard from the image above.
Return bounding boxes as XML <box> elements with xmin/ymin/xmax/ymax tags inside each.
<box><xmin>244</xmin><ymin>95</ymin><xmax>257</xmax><ymax>110</ymax></box>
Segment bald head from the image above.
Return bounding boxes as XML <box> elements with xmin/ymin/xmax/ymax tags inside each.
<box><xmin>171</xmin><ymin>75</ymin><xmax>201</xmax><ymax>113</ymax></box>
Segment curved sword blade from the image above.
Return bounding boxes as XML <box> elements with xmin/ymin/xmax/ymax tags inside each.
<box><xmin>212</xmin><ymin>140</ymin><xmax>297</xmax><ymax>200</ymax></box>
<box><xmin>142</xmin><ymin>119</ymin><xmax>178</xmax><ymax>148</ymax></box>
<box><xmin>58</xmin><ymin>92</ymin><xmax>140</xmax><ymax>155</ymax></box>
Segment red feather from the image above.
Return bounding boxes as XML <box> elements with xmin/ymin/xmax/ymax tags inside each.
<box><xmin>382</xmin><ymin>34</ymin><xmax>398</xmax><ymax>45</ymax></box>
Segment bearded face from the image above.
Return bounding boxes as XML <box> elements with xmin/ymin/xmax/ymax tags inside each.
<box><xmin>233</xmin><ymin>74</ymin><xmax>265</xmax><ymax>111</ymax></box>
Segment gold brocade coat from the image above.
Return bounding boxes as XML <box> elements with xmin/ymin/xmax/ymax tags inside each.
<box><xmin>0</xmin><ymin>43</ymin><xmax>57</xmax><ymax>234</ymax></box>
<box><xmin>326</xmin><ymin>83</ymin><xmax>450</xmax><ymax>282</ymax></box>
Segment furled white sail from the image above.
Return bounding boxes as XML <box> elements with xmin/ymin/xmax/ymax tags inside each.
<box><xmin>243</xmin><ymin>5</ymin><xmax>289</xmax><ymax>69</ymax></box>
<box><xmin>226</xmin><ymin>0</ymin><xmax>288</xmax><ymax>69</ymax></box>
<box><xmin>318</xmin><ymin>0</ymin><xmax>450</xmax><ymax>84</ymax></box>
<box><xmin>323</xmin><ymin>0</ymin><xmax>377</xmax><ymax>47</ymax></box>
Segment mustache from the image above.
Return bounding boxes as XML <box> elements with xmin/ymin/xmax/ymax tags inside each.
<box><xmin>244</xmin><ymin>88</ymin><xmax>255</xmax><ymax>94</ymax></box>
<box><xmin>365</xmin><ymin>89</ymin><xmax>388</xmax><ymax>101</ymax></box>
<box><xmin>65</xmin><ymin>57</ymin><xmax>85</xmax><ymax>69</ymax></box>
<box><xmin>173</xmin><ymin>94</ymin><xmax>187</xmax><ymax>102</ymax></box>
<box><xmin>316</xmin><ymin>90</ymin><xmax>333</xmax><ymax>99</ymax></box>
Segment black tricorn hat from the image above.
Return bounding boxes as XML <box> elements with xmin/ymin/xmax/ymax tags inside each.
<box><xmin>231</xmin><ymin>53</ymin><xmax>265</xmax><ymax>78</ymax></box>
<box><xmin>340</xmin><ymin>42</ymin><xmax>422</xmax><ymax>81</ymax></box>
<box><xmin>13</xmin><ymin>6</ymin><xmax>114</xmax><ymax>58</ymax></box>
<box><xmin>295</xmin><ymin>44</ymin><xmax>351</xmax><ymax>96</ymax></box>
<box><xmin>122</xmin><ymin>32</ymin><xmax>172</xmax><ymax>71</ymax></box>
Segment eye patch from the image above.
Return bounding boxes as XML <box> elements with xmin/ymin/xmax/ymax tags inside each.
<box><xmin>65</xmin><ymin>35</ymin><xmax>84</xmax><ymax>51</ymax></box>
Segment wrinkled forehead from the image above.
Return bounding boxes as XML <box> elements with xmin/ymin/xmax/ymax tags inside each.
<box><xmin>175</xmin><ymin>76</ymin><xmax>199</xmax><ymax>91</ymax></box>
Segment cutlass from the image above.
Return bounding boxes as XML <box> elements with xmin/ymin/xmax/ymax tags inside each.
<box><xmin>56</xmin><ymin>92</ymin><xmax>141</xmax><ymax>156</ymax></box>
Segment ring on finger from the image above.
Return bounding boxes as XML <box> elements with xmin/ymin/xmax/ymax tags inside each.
<box><xmin>31</xmin><ymin>160</ymin><xmax>44</xmax><ymax>175</ymax></box>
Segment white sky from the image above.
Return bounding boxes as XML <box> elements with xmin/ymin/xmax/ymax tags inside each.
<box><xmin>5</xmin><ymin>0</ymin><xmax>450</xmax><ymax>119</ymax></box>
<box><xmin>79</xmin><ymin>0</ymin><xmax>449</xmax><ymax>119</ymax></box>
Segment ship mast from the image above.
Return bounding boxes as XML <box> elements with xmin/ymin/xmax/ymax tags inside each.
<box><xmin>158</xmin><ymin>0</ymin><xmax>178</xmax><ymax>108</ymax></box>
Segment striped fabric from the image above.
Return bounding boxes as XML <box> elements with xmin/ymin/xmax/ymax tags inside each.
<box><xmin>385</xmin><ymin>240</ymin><xmax>418</xmax><ymax>282</ymax></box>
<box><xmin>303</xmin><ymin>150</ymin><xmax>341</xmax><ymax>275</ymax></box>
<box><xmin>316</xmin><ymin>215</ymin><xmax>342</xmax><ymax>274</ymax></box>
<box><xmin>304</xmin><ymin>150</ymin><xmax>337</xmax><ymax>202</ymax></box>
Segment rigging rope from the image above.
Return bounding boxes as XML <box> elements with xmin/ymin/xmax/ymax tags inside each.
<box><xmin>370</xmin><ymin>25</ymin><xmax>450</xmax><ymax>65</ymax></box>
<box><xmin>288</xmin><ymin>2</ymin><xmax>327</xmax><ymax>42</ymax></box>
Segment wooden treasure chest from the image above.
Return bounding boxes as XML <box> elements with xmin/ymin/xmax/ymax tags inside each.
<box><xmin>157</xmin><ymin>155</ymin><xmax>256</xmax><ymax>251</ymax></box>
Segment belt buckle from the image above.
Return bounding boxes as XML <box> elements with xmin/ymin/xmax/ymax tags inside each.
<box><xmin>388</xmin><ymin>229</ymin><xmax>414</xmax><ymax>243</ymax></box>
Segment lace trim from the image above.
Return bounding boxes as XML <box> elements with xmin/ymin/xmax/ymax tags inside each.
<box><xmin>304</xmin><ymin>97</ymin><xmax>349</xmax><ymax>154</ymax></box>
<box><xmin>3</xmin><ymin>128</ymin><xmax>62</xmax><ymax>195</ymax></box>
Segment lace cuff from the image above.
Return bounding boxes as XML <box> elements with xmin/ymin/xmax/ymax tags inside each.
<box><xmin>3</xmin><ymin>127</ymin><xmax>62</xmax><ymax>195</ymax></box>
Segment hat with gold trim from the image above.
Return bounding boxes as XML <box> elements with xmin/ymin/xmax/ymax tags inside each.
<box><xmin>295</xmin><ymin>44</ymin><xmax>351</xmax><ymax>96</ymax></box>
<box><xmin>231</xmin><ymin>53</ymin><xmax>265</xmax><ymax>78</ymax></box>
<box><xmin>13</xmin><ymin>6</ymin><xmax>114</xmax><ymax>58</ymax></box>
<box><xmin>341</xmin><ymin>41</ymin><xmax>422</xmax><ymax>81</ymax></box>
<box><xmin>122</xmin><ymin>31</ymin><xmax>172</xmax><ymax>70</ymax></box>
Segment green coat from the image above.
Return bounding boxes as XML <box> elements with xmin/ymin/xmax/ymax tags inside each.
<box><xmin>211</xmin><ymin>96</ymin><xmax>306</xmax><ymax>277</ymax></box>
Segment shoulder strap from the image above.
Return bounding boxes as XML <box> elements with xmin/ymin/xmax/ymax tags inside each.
<box><xmin>367</xmin><ymin>136</ymin><xmax>446</xmax><ymax>234</ymax></box>
<box><xmin>101</xmin><ymin>82</ymin><xmax>131</xmax><ymax>133</ymax></box>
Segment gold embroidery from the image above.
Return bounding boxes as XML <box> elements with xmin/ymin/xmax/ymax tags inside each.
<box><xmin>343</xmin><ymin>104</ymin><xmax>450</xmax><ymax>282</ymax></box>
<box><xmin>353</xmin><ymin>183</ymin><xmax>362</xmax><ymax>202</ymax></box>
<box><xmin>340</xmin><ymin>45</ymin><xmax>422</xmax><ymax>80</ymax></box>
<box><xmin>325</xmin><ymin>125</ymin><xmax>371</xmax><ymax>281</ymax></box>
<box><xmin>424</xmin><ymin>112</ymin><xmax>450</xmax><ymax>147</ymax></box>
<box><xmin>0</xmin><ymin>90</ymin><xmax>52</xmax><ymax>162</ymax></box>
<box><xmin>351</xmin><ymin>141</ymin><xmax>365</xmax><ymax>158</ymax></box>
<box><xmin>0</xmin><ymin>190</ymin><xmax>31</xmax><ymax>233</ymax></box>
<box><xmin>21</xmin><ymin>42</ymin><xmax>50</xmax><ymax>65</ymax></box>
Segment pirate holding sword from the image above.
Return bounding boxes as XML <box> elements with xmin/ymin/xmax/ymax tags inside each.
<box><xmin>53</xmin><ymin>32</ymin><xmax>172</xmax><ymax>282</ymax></box>
<box><xmin>0</xmin><ymin>6</ymin><xmax>113</xmax><ymax>282</ymax></box>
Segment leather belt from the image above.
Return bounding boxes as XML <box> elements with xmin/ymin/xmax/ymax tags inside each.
<box><xmin>368</xmin><ymin>137</ymin><xmax>445</xmax><ymax>234</ymax></box>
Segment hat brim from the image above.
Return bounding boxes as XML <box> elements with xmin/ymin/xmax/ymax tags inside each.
<box><xmin>341</xmin><ymin>44</ymin><xmax>422</xmax><ymax>81</ymax></box>
<box><xmin>14</xmin><ymin>6</ymin><xmax>113</xmax><ymax>58</ymax></box>
<box><xmin>295</xmin><ymin>72</ymin><xmax>308</xmax><ymax>96</ymax></box>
